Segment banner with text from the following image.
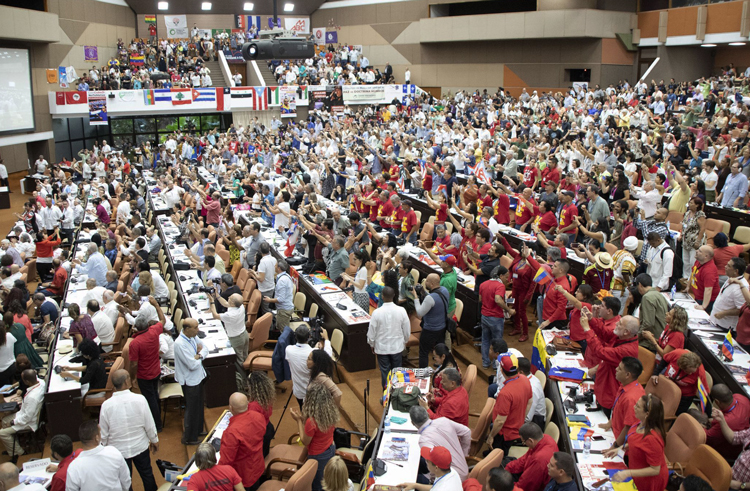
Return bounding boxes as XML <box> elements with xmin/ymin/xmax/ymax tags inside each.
<box><xmin>284</xmin><ymin>17</ymin><xmax>310</xmax><ymax>34</ymax></box>
<box><xmin>88</xmin><ymin>91</ymin><xmax>108</xmax><ymax>125</ymax></box>
<box><xmin>164</xmin><ymin>14</ymin><xmax>188</xmax><ymax>38</ymax></box>
<box><xmin>312</xmin><ymin>27</ymin><xmax>326</xmax><ymax>45</ymax></box>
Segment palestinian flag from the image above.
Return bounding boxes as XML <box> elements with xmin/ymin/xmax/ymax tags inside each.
<box><xmin>269</xmin><ymin>86</ymin><xmax>281</xmax><ymax>105</ymax></box>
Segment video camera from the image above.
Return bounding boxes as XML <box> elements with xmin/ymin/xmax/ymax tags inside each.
<box><xmin>308</xmin><ymin>315</ymin><xmax>325</xmax><ymax>348</ymax></box>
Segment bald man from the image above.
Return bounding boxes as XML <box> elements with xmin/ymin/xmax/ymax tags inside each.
<box><xmin>174</xmin><ymin>319</ymin><xmax>207</xmax><ymax>445</ymax></box>
<box><xmin>100</xmin><ymin>369</ymin><xmax>159</xmax><ymax>491</ymax></box>
<box><xmin>691</xmin><ymin>245</ymin><xmax>720</xmax><ymax>313</ymax></box>
<box><xmin>580</xmin><ymin>310</ymin><xmax>640</xmax><ymax>419</ymax></box>
<box><xmin>412</xmin><ymin>273</ymin><xmax>451</xmax><ymax>368</ymax></box>
<box><xmin>218</xmin><ymin>392</ymin><xmax>266</xmax><ymax>489</ymax></box>
<box><xmin>0</xmin><ymin>461</ymin><xmax>44</xmax><ymax>490</ymax></box>
<box><xmin>210</xmin><ymin>292</ymin><xmax>248</xmax><ymax>380</ymax></box>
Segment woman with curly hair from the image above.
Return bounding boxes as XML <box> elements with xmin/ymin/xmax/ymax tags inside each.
<box><xmin>307</xmin><ymin>349</ymin><xmax>342</xmax><ymax>407</ymax></box>
<box><xmin>641</xmin><ymin>305</ymin><xmax>688</xmax><ymax>368</ymax></box>
<box><xmin>247</xmin><ymin>371</ymin><xmax>275</xmax><ymax>456</ymax></box>
<box><xmin>290</xmin><ymin>384</ymin><xmax>339</xmax><ymax>491</ymax></box>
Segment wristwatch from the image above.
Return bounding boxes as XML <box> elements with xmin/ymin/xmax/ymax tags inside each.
<box><xmin>741</xmin><ymin>483</ymin><xmax>746</xmax><ymax>489</ymax></box>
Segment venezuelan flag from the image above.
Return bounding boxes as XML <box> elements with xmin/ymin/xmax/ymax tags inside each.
<box><xmin>533</xmin><ymin>267</ymin><xmax>551</xmax><ymax>285</ymax></box>
<box><xmin>531</xmin><ymin>328</ymin><xmax>548</xmax><ymax>373</ymax></box>
<box><xmin>697</xmin><ymin>377</ymin><xmax>709</xmax><ymax>412</ymax></box>
<box><xmin>130</xmin><ymin>54</ymin><xmax>145</xmax><ymax>66</ymax></box>
<box><xmin>722</xmin><ymin>331</ymin><xmax>734</xmax><ymax>361</ymax></box>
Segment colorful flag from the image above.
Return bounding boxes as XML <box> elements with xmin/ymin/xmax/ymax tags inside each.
<box><xmin>325</xmin><ymin>30</ymin><xmax>338</xmax><ymax>44</ymax></box>
<box><xmin>284</xmin><ymin>221</ymin><xmax>300</xmax><ymax>257</ymax></box>
<box><xmin>722</xmin><ymin>331</ymin><xmax>734</xmax><ymax>361</ymax></box>
<box><xmin>248</xmin><ymin>15</ymin><xmax>262</xmax><ymax>30</ymax></box>
<box><xmin>130</xmin><ymin>54</ymin><xmax>145</xmax><ymax>66</ymax></box>
<box><xmin>269</xmin><ymin>86</ymin><xmax>281</xmax><ymax>105</ymax></box>
<box><xmin>235</xmin><ymin>14</ymin><xmax>246</xmax><ymax>29</ymax></box>
<box><xmin>253</xmin><ymin>86</ymin><xmax>268</xmax><ymax>110</ymax></box>
<box><xmin>697</xmin><ymin>377</ymin><xmax>709</xmax><ymax>412</ymax></box>
<box><xmin>533</xmin><ymin>267</ymin><xmax>551</xmax><ymax>285</ymax></box>
<box><xmin>217</xmin><ymin>87</ymin><xmax>228</xmax><ymax>111</ymax></box>
<box><xmin>171</xmin><ymin>88</ymin><xmax>192</xmax><ymax>105</ymax></box>
<box><xmin>143</xmin><ymin>89</ymin><xmax>154</xmax><ymax>105</ymax></box>
<box><xmin>230</xmin><ymin>87</ymin><xmax>253</xmax><ymax>98</ymax></box>
<box><xmin>153</xmin><ymin>89</ymin><xmax>172</xmax><ymax>103</ymax></box>
<box><xmin>531</xmin><ymin>328</ymin><xmax>548</xmax><ymax>373</ymax></box>
<box><xmin>192</xmin><ymin>88</ymin><xmax>216</xmax><ymax>102</ymax></box>
<box><xmin>145</xmin><ymin>14</ymin><xmax>156</xmax><ymax>23</ymax></box>
<box><xmin>64</xmin><ymin>91</ymin><xmax>88</xmax><ymax>104</ymax></box>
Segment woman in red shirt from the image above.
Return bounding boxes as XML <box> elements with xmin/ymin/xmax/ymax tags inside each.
<box><xmin>640</xmin><ymin>305</ymin><xmax>687</xmax><ymax>366</ymax></box>
<box><xmin>290</xmin><ymin>384</ymin><xmax>339</xmax><ymax>491</ymax></box>
<box><xmin>535</xmin><ymin>200</ymin><xmax>558</xmax><ymax>234</ymax></box>
<box><xmin>653</xmin><ymin>349</ymin><xmax>706</xmax><ymax>416</ymax></box>
<box><xmin>554</xmin><ymin>284</ymin><xmax>596</xmax><ymax>353</ymax></box>
<box><xmin>604</xmin><ymin>394</ymin><xmax>668</xmax><ymax>491</ymax></box>
<box><xmin>425</xmin><ymin>192</ymin><xmax>448</xmax><ymax>225</ymax></box>
<box><xmin>187</xmin><ymin>443</ymin><xmax>244</xmax><ymax>491</ymax></box>
<box><xmin>247</xmin><ymin>371</ymin><xmax>275</xmax><ymax>456</ymax></box>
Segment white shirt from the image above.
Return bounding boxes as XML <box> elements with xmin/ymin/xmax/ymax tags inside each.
<box><xmin>116</xmin><ymin>200</ymin><xmax>131</xmax><ymax>224</ymax></box>
<box><xmin>65</xmin><ymin>444</ymin><xmax>131</xmax><ymax>491</ymax></box>
<box><xmin>91</xmin><ymin>310</ymin><xmax>116</xmax><ymax>351</ymax></box>
<box><xmin>159</xmin><ymin>332</ymin><xmax>175</xmax><ymax>360</ymax></box>
<box><xmin>82</xmin><ymin>286</ymin><xmax>107</xmax><ymax>308</ymax></box>
<box><xmin>257</xmin><ymin>254</ymin><xmax>277</xmax><ymax>291</ymax></box>
<box><xmin>161</xmin><ymin>186</ymin><xmax>184</xmax><ymax>209</ymax></box>
<box><xmin>431</xmin><ymin>469</ymin><xmax>463</xmax><ymax>491</ymax></box>
<box><xmin>647</xmin><ymin>241</ymin><xmax>674</xmax><ymax>291</ymax></box>
<box><xmin>526</xmin><ymin>373</ymin><xmax>546</xmax><ymax>422</ymax></box>
<box><xmin>39</xmin><ymin>205</ymin><xmax>62</xmax><ymax>230</ymax></box>
<box><xmin>285</xmin><ymin>341</ymin><xmax>332</xmax><ymax>400</ymax></box>
<box><xmin>710</xmin><ymin>277</ymin><xmax>749</xmax><ymax>329</ymax></box>
<box><xmin>220</xmin><ymin>305</ymin><xmax>247</xmax><ymax>338</ymax></box>
<box><xmin>100</xmin><ymin>389</ymin><xmax>158</xmax><ymax>459</ymax></box>
<box><xmin>103</xmin><ymin>300</ymin><xmax>120</xmax><ymax>327</ymax></box>
<box><xmin>125</xmin><ymin>301</ymin><xmax>159</xmax><ymax>325</ymax></box>
<box><xmin>367</xmin><ymin>302</ymin><xmax>410</xmax><ymax>355</ymax></box>
<box><xmin>275</xmin><ymin>202</ymin><xmax>291</xmax><ymax>230</ymax></box>
<box><xmin>12</xmin><ymin>381</ymin><xmax>45</xmax><ymax>431</ymax></box>
<box><xmin>0</xmin><ymin>164</ymin><xmax>7</xmax><ymax>179</ymax></box>
<box><xmin>635</xmin><ymin>189</ymin><xmax>661</xmax><ymax>218</ymax></box>
<box><xmin>60</xmin><ymin>207</ymin><xmax>75</xmax><ymax>229</ymax></box>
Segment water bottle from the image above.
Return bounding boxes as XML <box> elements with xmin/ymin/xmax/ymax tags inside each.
<box><xmin>583</xmin><ymin>436</ymin><xmax>591</xmax><ymax>457</ymax></box>
<box><xmin>670</xmin><ymin>285</ymin><xmax>676</xmax><ymax>301</ymax></box>
<box><xmin>384</xmin><ymin>416</ymin><xmax>391</xmax><ymax>434</ymax></box>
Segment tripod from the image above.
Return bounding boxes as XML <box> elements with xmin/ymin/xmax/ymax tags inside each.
<box><xmin>272</xmin><ymin>390</ymin><xmax>294</xmax><ymax>439</ymax></box>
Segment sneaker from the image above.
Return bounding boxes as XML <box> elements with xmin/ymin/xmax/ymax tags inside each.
<box><xmin>482</xmin><ymin>364</ymin><xmax>491</xmax><ymax>370</ymax></box>
<box><xmin>518</xmin><ymin>334</ymin><xmax>529</xmax><ymax>342</ymax></box>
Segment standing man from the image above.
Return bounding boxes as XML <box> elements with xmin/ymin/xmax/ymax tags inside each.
<box><xmin>249</xmin><ymin>242</ymin><xmax>277</xmax><ymax>315</ymax></box>
<box><xmin>129</xmin><ymin>305</ymin><xmax>166</xmax><ymax>432</ymax></box>
<box><xmin>262</xmin><ymin>259</ymin><xmax>295</xmax><ymax>331</ymax></box>
<box><xmin>636</xmin><ymin>274</ymin><xmax>669</xmax><ymax>351</ymax></box>
<box><xmin>285</xmin><ymin>325</ymin><xmax>333</xmax><ymax>407</ymax></box>
<box><xmin>413</xmin><ymin>273</ymin><xmax>449</xmax><ymax>368</ymax></box>
<box><xmin>174</xmin><ymin>318</ymin><xmax>207</xmax><ymax>445</ymax></box>
<box><xmin>367</xmin><ymin>286</ymin><xmax>410</xmax><ymax>389</ymax></box>
<box><xmin>717</xmin><ymin>161</ymin><xmax>748</xmax><ymax>208</ymax></box>
<box><xmin>644</xmin><ymin>231</ymin><xmax>674</xmax><ymax>292</ymax></box>
<box><xmin>601</xmin><ymin>357</ymin><xmax>644</xmax><ymax>449</ymax></box>
<box><xmin>478</xmin><ymin>266</ymin><xmax>514</xmax><ymax>369</ymax></box>
<box><xmin>209</xmin><ymin>293</ymin><xmax>248</xmax><ymax>381</ymax></box>
<box><xmin>690</xmin><ymin>245</ymin><xmax>720</xmax><ymax>313</ymax></box>
<box><xmin>711</xmin><ymin>258</ymin><xmax>750</xmax><ymax>330</ymax></box>
<box><xmin>99</xmin><ymin>370</ymin><xmax>159</xmax><ymax>491</ymax></box>
<box><xmin>488</xmin><ymin>355</ymin><xmax>532</xmax><ymax>453</ymax></box>
<box><xmin>218</xmin><ymin>392</ymin><xmax>266</xmax><ymax>490</ymax></box>
<box><xmin>65</xmin><ymin>420</ymin><xmax>131</xmax><ymax>491</ymax></box>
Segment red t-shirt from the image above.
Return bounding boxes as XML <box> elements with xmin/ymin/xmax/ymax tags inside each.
<box><xmin>611</xmin><ymin>381</ymin><xmax>645</xmax><ymax>440</ymax></box>
<box><xmin>376</xmin><ymin>200</ymin><xmax>394</xmax><ymax>227</ymax></box>
<box><xmin>434</xmin><ymin>235</ymin><xmax>451</xmax><ymax>253</ymax></box>
<box><xmin>130</xmin><ymin>322</ymin><xmax>163</xmax><ymax>380</ymax></box>
<box><xmin>494</xmin><ymin>195</ymin><xmax>510</xmax><ymax>225</ymax></box>
<box><xmin>625</xmin><ymin>429</ymin><xmax>668</xmax><ymax>491</ymax></box>
<box><xmin>390</xmin><ymin>206</ymin><xmax>405</xmax><ymax>230</ymax></box>
<box><xmin>423</xmin><ymin>173</ymin><xmax>433</xmax><ymax>192</ymax></box>
<box><xmin>713</xmin><ymin>245</ymin><xmax>746</xmax><ymax>272</ymax></box>
<box><xmin>536</xmin><ymin>211</ymin><xmax>558</xmax><ymax>233</ymax></box>
<box><xmin>493</xmin><ymin>375</ymin><xmax>532</xmax><ymax>440</ymax></box>
<box><xmin>205</xmin><ymin>198</ymin><xmax>222</xmax><ymax>224</ymax></box>
<box><xmin>690</xmin><ymin>260</ymin><xmax>720</xmax><ymax>302</ymax></box>
<box><xmin>523</xmin><ymin>167</ymin><xmax>539</xmax><ymax>188</ymax></box>
<box><xmin>705</xmin><ymin>394</ymin><xmax>750</xmax><ymax>460</ymax></box>
<box><xmin>663</xmin><ymin>349</ymin><xmax>706</xmax><ymax>398</ymax></box>
<box><xmin>569</xmin><ymin>302</ymin><xmax>592</xmax><ymax>342</ymax></box>
<box><xmin>514</xmin><ymin>198</ymin><xmax>537</xmax><ymax>227</ymax></box>
<box><xmin>148</xmin><ymin>25</ymin><xmax>156</xmax><ymax>36</ymax></box>
<box><xmin>559</xmin><ymin>203</ymin><xmax>578</xmax><ymax>231</ymax></box>
<box><xmin>187</xmin><ymin>465</ymin><xmax>242</xmax><ymax>491</ymax></box>
<box><xmin>401</xmin><ymin>210</ymin><xmax>418</xmax><ymax>234</ymax></box>
<box><xmin>434</xmin><ymin>202</ymin><xmax>448</xmax><ymax>223</ymax></box>
<box><xmin>305</xmin><ymin>419</ymin><xmax>334</xmax><ymax>455</ymax></box>
<box><xmin>479</xmin><ymin>280</ymin><xmax>506</xmax><ymax>318</ymax></box>
<box><xmin>656</xmin><ymin>326</ymin><xmax>685</xmax><ymax>360</ymax></box>
<box><xmin>541</xmin><ymin>167</ymin><xmax>561</xmax><ymax>185</ymax></box>
<box><xmin>477</xmin><ymin>194</ymin><xmax>492</xmax><ymax>212</ymax></box>
<box><xmin>366</xmin><ymin>191</ymin><xmax>379</xmax><ymax>217</ymax></box>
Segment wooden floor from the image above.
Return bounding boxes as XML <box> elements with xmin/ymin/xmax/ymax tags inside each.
<box><xmin>1</xmin><ymin>171</ymin><xmax>537</xmax><ymax>490</ymax></box>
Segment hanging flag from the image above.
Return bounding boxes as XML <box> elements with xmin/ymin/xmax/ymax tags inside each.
<box><xmin>531</xmin><ymin>328</ymin><xmax>548</xmax><ymax>373</ymax></box>
<box><xmin>46</xmin><ymin>69</ymin><xmax>59</xmax><ymax>84</ymax></box>
<box><xmin>217</xmin><ymin>87</ymin><xmax>228</xmax><ymax>111</ymax></box>
<box><xmin>325</xmin><ymin>30</ymin><xmax>338</xmax><ymax>44</ymax></box>
<box><xmin>235</xmin><ymin>14</ymin><xmax>246</xmax><ymax>29</ymax></box>
<box><xmin>248</xmin><ymin>15</ymin><xmax>262</xmax><ymax>30</ymax></box>
<box><xmin>697</xmin><ymin>377</ymin><xmax>709</xmax><ymax>412</ymax></box>
<box><xmin>171</xmin><ymin>88</ymin><xmax>192</xmax><ymax>105</ymax></box>
<box><xmin>298</xmin><ymin>85</ymin><xmax>308</xmax><ymax>101</ymax></box>
<box><xmin>533</xmin><ymin>267</ymin><xmax>551</xmax><ymax>285</ymax></box>
<box><xmin>230</xmin><ymin>87</ymin><xmax>253</xmax><ymax>98</ymax></box>
<box><xmin>253</xmin><ymin>86</ymin><xmax>268</xmax><ymax>110</ymax></box>
<box><xmin>269</xmin><ymin>86</ymin><xmax>281</xmax><ymax>105</ymax></box>
<box><xmin>153</xmin><ymin>89</ymin><xmax>172</xmax><ymax>103</ymax></box>
<box><xmin>145</xmin><ymin>14</ymin><xmax>156</xmax><ymax>23</ymax></box>
<box><xmin>284</xmin><ymin>221</ymin><xmax>300</xmax><ymax>256</ymax></box>
<box><xmin>58</xmin><ymin>67</ymin><xmax>68</xmax><ymax>88</ymax></box>
<box><xmin>130</xmin><ymin>54</ymin><xmax>145</xmax><ymax>65</ymax></box>
<box><xmin>144</xmin><ymin>89</ymin><xmax>155</xmax><ymax>106</ymax></box>
<box><xmin>192</xmin><ymin>88</ymin><xmax>216</xmax><ymax>102</ymax></box>
<box><xmin>64</xmin><ymin>91</ymin><xmax>88</xmax><ymax>104</ymax></box>
<box><xmin>55</xmin><ymin>92</ymin><xmax>65</xmax><ymax>105</ymax></box>
<box><xmin>722</xmin><ymin>331</ymin><xmax>734</xmax><ymax>361</ymax></box>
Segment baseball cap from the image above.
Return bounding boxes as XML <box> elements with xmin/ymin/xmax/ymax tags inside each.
<box><xmin>439</xmin><ymin>255</ymin><xmax>457</xmax><ymax>267</ymax></box>
<box><xmin>499</xmin><ymin>355</ymin><xmax>517</xmax><ymax>374</ymax></box>
<box><xmin>623</xmin><ymin>236</ymin><xmax>638</xmax><ymax>251</ymax></box>
<box><xmin>420</xmin><ymin>446</ymin><xmax>452</xmax><ymax>470</ymax></box>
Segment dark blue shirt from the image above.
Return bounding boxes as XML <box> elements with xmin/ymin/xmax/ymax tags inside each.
<box><xmin>543</xmin><ymin>480</ymin><xmax>578</xmax><ymax>491</ymax></box>
<box><xmin>40</xmin><ymin>301</ymin><xmax>59</xmax><ymax>323</ymax></box>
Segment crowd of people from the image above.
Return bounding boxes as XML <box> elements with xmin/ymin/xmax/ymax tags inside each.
<box><xmin>6</xmin><ymin>62</ymin><xmax>750</xmax><ymax>491</ymax></box>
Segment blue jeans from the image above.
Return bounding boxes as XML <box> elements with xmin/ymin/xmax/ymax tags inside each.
<box><xmin>481</xmin><ymin>315</ymin><xmax>505</xmax><ymax>367</ymax></box>
<box><xmin>309</xmin><ymin>444</ymin><xmax>336</xmax><ymax>491</ymax></box>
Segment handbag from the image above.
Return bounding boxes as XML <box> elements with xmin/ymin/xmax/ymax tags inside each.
<box><xmin>552</xmin><ymin>336</ymin><xmax>581</xmax><ymax>353</ymax></box>
<box><xmin>390</xmin><ymin>386</ymin><xmax>420</xmax><ymax>412</ymax></box>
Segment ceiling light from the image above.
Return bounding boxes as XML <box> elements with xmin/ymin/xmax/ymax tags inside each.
<box><xmin>244</xmin><ymin>2</ymin><xmax>254</xmax><ymax>10</ymax></box>
<box><xmin>729</xmin><ymin>42</ymin><xmax>746</xmax><ymax>46</ymax></box>
<box><xmin>201</xmin><ymin>2</ymin><xmax>211</xmax><ymax>10</ymax></box>
<box><xmin>157</xmin><ymin>1</ymin><xmax>168</xmax><ymax>9</ymax></box>
<box><xmin>284</xmin><ymin>3</ymin><xmax>294</xmax><ymax>11</ymax></box>
<box><xmin>701</xmin><ymin>43</ymin><xmax>717</xmax><ymax>47</ymax></box>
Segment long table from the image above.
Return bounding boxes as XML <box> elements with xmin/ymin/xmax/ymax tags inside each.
<box><xmin>169</xmin><ymin>410</ymin><xmax>231</xmax><ymax>489</ymax></box>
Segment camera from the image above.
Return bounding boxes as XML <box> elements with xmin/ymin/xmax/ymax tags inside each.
<box><xmin>575</xmin><ymin>390</ymin><xmax>595</xmax><ymax>406</ymax></box>
<box><xmin>308</xmin><ymin>315</ymin><xmax>325</xmax><ymax>348</ymax></box>
<box><xmin>414</xmin><ymin>284</ymin><xmax>425</xmax><ymax>299</ymax></box>
<box><xmin>198</xmin><ymin>286</ymin><xmax>215</xmax><ymax>294</ymax></box>
<box><xmin>54</xmin><ymin>365</ymin><xmax>63</xmax><ymax>374</ymax></box>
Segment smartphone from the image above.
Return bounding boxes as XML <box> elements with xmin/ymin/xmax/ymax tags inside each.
<box><xmin>570</xmin><ymin>243</ymin><xmax>580</xmax><ymax>249</ymax></box>
<box><xmin>507</xmin><ymin>298</ymin><xmax>515</xmax><ymax>304</ymax></box>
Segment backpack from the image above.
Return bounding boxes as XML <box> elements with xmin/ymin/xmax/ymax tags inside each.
<box><xmin>390</xmin><ymin>386</ymin><xmax>421</xmax><ymax>412</ymax></box>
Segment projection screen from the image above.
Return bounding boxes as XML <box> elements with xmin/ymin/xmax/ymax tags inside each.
<box><xmin>0</xmin><ymin>48</ymin><xmax>35</xmax><ymax>134</ymax></box>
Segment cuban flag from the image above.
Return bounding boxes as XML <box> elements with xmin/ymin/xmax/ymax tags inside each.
<box><xmin>248</xmin><ymin>15</ymin><xmax>262</xmax><ymax>30</ymax></box>
<box><xmin>153</xmin><ymin>89</ymin><xmax>172</xmax><ymax>103</ymax></box>
<box><xmin>284</xmin><ymin>221</ymin><xmax>300</xmax><ymax>257</ymax></box>
<box><xmin>722</xmin><ymin>331</ymin><xmax>734</xmax><ymax>361</ymax></box>
<box><xmin>192</xmin><ymin>88</ymin><xmax>216</xmax><ymax>102</ymax></box>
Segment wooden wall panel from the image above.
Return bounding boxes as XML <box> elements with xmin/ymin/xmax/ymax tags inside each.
<box><xmin>706</xmin><ymin>1</ymin><xmax>743</xmax><ymax>34</ymax></box>
<box><xmin>638</xmin><ymin>11</ymin><xmax>660</xmax><ymax>38</ymax></box>
<box><xmin>666</xmin><ymin>6</ymin><xmax>697</xmax><ymax>37</ymax></box>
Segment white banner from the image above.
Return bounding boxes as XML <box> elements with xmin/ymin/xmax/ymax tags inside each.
<box><xmin>165</xmin><ymin>14</ymin><xmax>188</xmax><ymax>38</ymax></box>
<box><xmin>342</xmin><ymin>85</ymin><xmax>385</xmax><ymax>104</ymax></box>
<box><xmin>284</xmin><ymin>17</ymin><xmax>310</xmax><ymax>34</ymax></box>
<box><xmin>279</xmin><ymin>86</ymin><xmax>298</xmax><ymax>118</ymax></box>
<box><xmin>312</xmin><ymin>27</ymin><xmax>326</xmax><ymax>45</ymax></box>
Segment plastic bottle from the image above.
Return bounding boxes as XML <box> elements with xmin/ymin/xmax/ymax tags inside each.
<box><xmin>670</xmin><ymin>285</ymin><xmax>676</xmax><ymax>301</ymax></box>
<box><xmin>583</xmin><ymin>436</ymin><xmax>591</xmax><ymax>457</ymax></box>
<box><xmin>384</xmin><ymin>416</ymin><xmax>391</xmax><ymax>434</ymax></box>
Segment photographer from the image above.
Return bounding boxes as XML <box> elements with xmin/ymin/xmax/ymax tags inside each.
<box><xmin>212</xmin><ymin>274</ymin><xmax>241</xmax><ymax>315</ymax></box>
<box><xmin>412</xmin><ymin>273</ymin><xmax>450</xmax><ymax>368</ymax></box>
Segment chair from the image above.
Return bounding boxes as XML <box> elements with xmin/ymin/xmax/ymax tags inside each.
<box><xmin>291</xmin><ymin>304</ymin><xmax>318</xmax><ymax>331</ymax></box>
<box><xmin>419</xmin><ymin>223</ymin><xmax>434</xmax><ymax>243</ymax></box>
<box><xmin>409</xmin><ymin>268</ymin><xmax>420</xmax><ymax>285</ymax></box>
<box><xmin>666</xmin><ymin>211</ymin><xmax>684</xmax><ymax>230</ymax></box>
<box><xmin>83</xmin><ymin>357</ymin><xmax>123</xmax><ymax>408</ymax></box>
<box><xmin>249</xmin><ymin>313</ymin><xmax>273</xmax><ymax>353</ymax></box>
<box><xmin>331</xmin><ymin>328</ymin><xmax>344</xmax><ymax>382</ymax></box>
<box><xmin>12</xmin><ymin>398</ymin><xmax>46</xmax><ymax>458</ymax></box>
<box><xmin>534</xmin><ymin>370</ymin><xmax>547</xmax><ymax>389</ymax></box>
<box><xmin>237</xmin><ymin>269</ymin><xmax>250</xmax><ymax>291</ymax></box>
<box><xmin>230</xmin><ymin>261</ymin><xmax>243</xmax><ymax>281</ymax></box>
<box><xmin>467</xmin><ymin>449</ymin><xmax>504</xmax><ymax>482</ymax></box>
<box><xmin>258</xmin><ymin>459</ymin><xmax>318</xmax><ymax>491</ymax></box>
<box><xmin>263</xmin><ymin>438</ymin><xmax>310</xmax><ymax>479</ymax></box>
<box><xmin>545</xmin><ymin>398</ymin><xmax>553</xmax><ymax>429</ymax></box>
<box><xmin>405</xmin><ymin>315</ymin><xmax>422</xmax><ymax>363</ymax></box>
<box><xmin>159</xmin><ymin>383</ymin><xmax>184</xmax><ymax>428</ymax></box>
<box><xmin>101</xmin><ymin>317</ymin><xmax>127</xmax><ymax>353</ymax></box>
<box><xmin>637</xmin><ymin>347</ymin><xmax>656</xmax><ymax>386</ymax></box>
<box><xmin>684</xmin><ymin>444</ymin><xmax>732</xmax><ymax>491</ymax></box>
<box><xmin>468</xmin><ymin>398</ymin><xmax>496</xmax><ymax>459</ymax></box>
<box><xmin>706</xmin><ymin>371</ymin><xmax>713</xmax><ymax>392</ymax></box>
<box><xmin>217</xmin><ymin>249</ymin><xmax>230</xmax><ymax>265</ymax></box>
<box><xmin>545</xmin><ymin>422</ymin><xmax>560</xmax><ymax>443</ymax></box>
<box><xmin>705</xmin><ymin>218</ymin><xmax>730</xmax><ymax>242</ymax></box>
<box><xmin>645</xmin><ymin>375</ymin><xmax>682</xmax><ymax>421</ymax></box>
<box><xmin>734</xmin><ymin>226</ymin><xmax>750</xmax><ymax>244</ymax></box>
<box><xmin>245</xmin><ymin>290</ymin><xmax>262</xmax><ymax>330</ymax></box>
<box><xmin>665</xmin><ymin>413</ymin><xmax>706</xmax><ymax>469</ymax></box>
<box><xmin>173</xmin><ymin>308</ymin><xmax>183</xmax><ymax>333</ymax></box>
<box><xmin>293</xmin><ymin>292</ymin><xmax>307</xmax><ymax>314</ymax></box>
<box><xmin>24</xmin><ymin>259</ymin><xmax>37</xmax><ymax>283</ymax></box>
<box><xmin>415</xmin><ymin>210</ymin><xmax>422</xmax><ymax>224</ymax></box>
<box><xmin>463</xmin><ymin>364</ymin><xmax>477</xmax><ymax>399</ymax></box>
<box><xmin>454</xmin><ymin>299</ymin><xmax>464</xmax><ymax>323</ymax></box>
